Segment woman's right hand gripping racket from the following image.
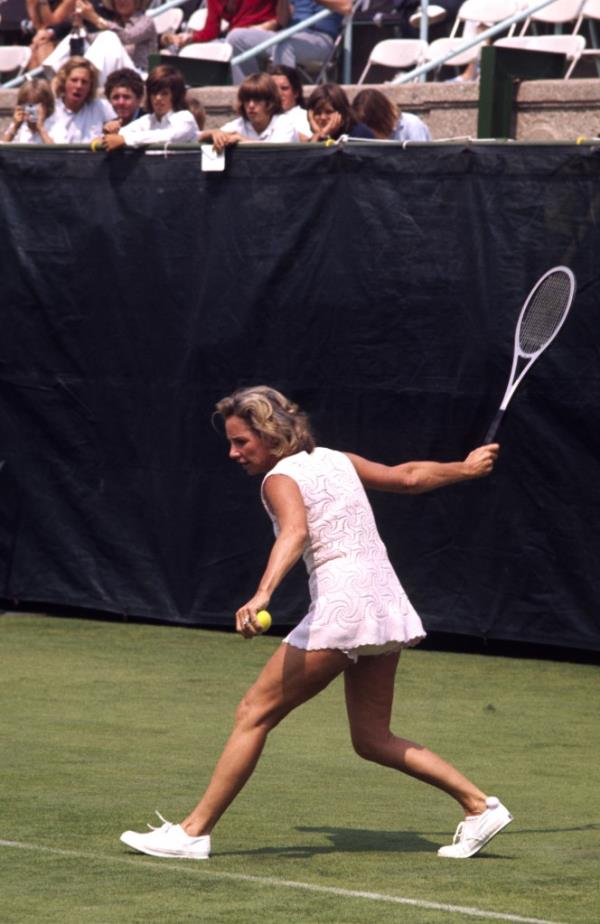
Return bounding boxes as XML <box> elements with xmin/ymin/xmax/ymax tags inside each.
<box><xmin>485</xmin><ymin>266</ymin><xmax>577</xmax><ymax>443</ymax></box>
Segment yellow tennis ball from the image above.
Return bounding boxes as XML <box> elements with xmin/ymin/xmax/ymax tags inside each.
<box><xmin>256</xmin><ymin>610</ymin><xmax>272</xmax><ymax>632</ymax></box>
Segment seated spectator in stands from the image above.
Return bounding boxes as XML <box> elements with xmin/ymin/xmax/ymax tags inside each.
<box><xmin>199</xmin><ymin>72</ymin><xmax>298</xmax><ymax>151</ymax></box>
<box><xmin>27</xmin><ymin>0</ymin><xmax>78</xmax><ymax>70</ymax></box>
<box><xmin>306</xmin><ymin>83</ymin><xmax>374</xmax><ymax>142</ymax></box>
<box><xmin>1</xmin><ymin>78</ymin><xmax>55</xmax><ymax>144</ymax></box>
<box><xmin>43</xmin><ymin>0</ymin><xmax>157</xmax><ymax>85</ymax></box>
<box><xmin>266</xmin><ymin>63</ymin><xmax>310</xmax><ymax>138</ymax></box>
<box><xmin>102</xmin><ymin>67</ymin><xmax>145</xmax><ymax>135</ymax></box>
<box><xmin>271</xmin><ymin>0</ymin><xmax>350</xmax><ymax>78</ymax></box>
<box><xmin>352</xmin><ymin>88</ymin><xmax>431</xmax><ymax>142</ymax></box>
<box><xmin>162</xmin><ymin>0</ymin><xmax>278</xmax><ymax>84</ymax></box>
<box><xmin>46</xmin><ymin>56</ymin><xmax>114</xmax><ymax>142</ymax></box>
<box><xmin>96</xmin><ymin>65</ymin><xmax>198</xmax><ymax>150</ymax></box>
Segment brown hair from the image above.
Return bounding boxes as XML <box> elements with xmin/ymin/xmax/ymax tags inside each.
<box><xmin>352</xmin><ymin>88</ymin><xmax>398</xmax><ymax>139</ymax></box>
<box><xmin>236</xmin><ymin>73</ymin><xmax>282</xmax><ymax>119</ymax></box>
<box><xmin>105</xmin><ymin>67</ymin><xmax>145</xmax><ymax>103</ymax></box>
<box><xmin>306</xmin><ymin>83</ymin><xmax>355</xmax><ymax>137</ymax></box>
<box><xmin>186</xmin><ymin>94</ymin><xmax>206</xmax><ymax>130</ymax></box>
<box><xmin>146</xmin><ymin>65</ymin><xmax>187</xmax><ymax>113</ymax></box>
<box><xmin>53</xmin><ymin>57</ymin><xmax>98</xmax><ymax>105</ymax></box>
<box><xmin>17</xmin><ymin>77</ymin><xmax>55</xmax><ymax>117</ymax></box>
<box><xmin>214</xmin><ymin>386</ymin><xmax>315</xmax><ymax>458</ymax></box>
<box><xmin>266</xmin><ymin>64</ymin><xmax>305</xmax><ymax>108</ymax></box>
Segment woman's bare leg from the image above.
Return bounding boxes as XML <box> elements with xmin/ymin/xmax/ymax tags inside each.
<box><xmin>181</xmin><ymin>643</ymin><xmax>348</xmax><ymax>836</ymax></box>
<box><xmin>344</xmin><ymin>652</ymin><xmax>487</xmax><ymax>816</ymax></box>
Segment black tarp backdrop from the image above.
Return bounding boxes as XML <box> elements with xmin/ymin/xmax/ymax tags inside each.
<box><xmin>1</xmin><ymin>142</ymin><xmax>599</xmax><ymax>649</ymax></box>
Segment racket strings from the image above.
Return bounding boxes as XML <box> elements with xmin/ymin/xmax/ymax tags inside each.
<box><xmin>519</xmin><ymin>272</ymin><xmax>572</xmax><ymax>355</ymax></box>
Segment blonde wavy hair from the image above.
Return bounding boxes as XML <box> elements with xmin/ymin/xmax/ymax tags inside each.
<box><xmin>53</xmin><ymin>57</ymin><xmax>98</xmax><ymax>105</ymax></box>
<box><xmin>214</xmin><ymin>386</ymin><xmax>315</xmax><ymax>458</ymax></box>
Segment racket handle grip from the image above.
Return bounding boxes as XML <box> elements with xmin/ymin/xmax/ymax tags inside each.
<box><xmin>484</xmin><ymin>409</ymin><xmax>504</xmax><ymax>444</ymax></box>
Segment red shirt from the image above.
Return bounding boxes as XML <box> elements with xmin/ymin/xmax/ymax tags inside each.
<box><xmin>191</xmin><ymin>0</ymin><xmax>278</xmax><ymax>42</ymax></box>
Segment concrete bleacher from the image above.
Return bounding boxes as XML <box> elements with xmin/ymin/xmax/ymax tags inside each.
<box><xmin>2</xmin><ymin>77</ymin><xmax>600</xmax><ymax>141</ymax></box>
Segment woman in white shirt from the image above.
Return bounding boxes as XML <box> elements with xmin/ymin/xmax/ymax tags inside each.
<box><xmin>98</xmin><ymin>65</ymin><xmax>199</xmax><ymax>150</ymax></box>
<box><xmin>46</xmin><ymin>56</ymin><xmax>114</xmax><ymax>143</ymax></box>
<box><xmin>266</xmin><ymin>64</ymin><xmax>311</xmax><ymax>140</ymax></box>
<box><xmin>199</xmin><ymin>73</ymin><xmax>298</xmax><ymax>153</ymax></box>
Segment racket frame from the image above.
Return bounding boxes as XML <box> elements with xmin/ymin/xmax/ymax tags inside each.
<box><xmin>485</xmin><ymin>265</ymin><xmax>576</xmax><ymax>443</ymax></box>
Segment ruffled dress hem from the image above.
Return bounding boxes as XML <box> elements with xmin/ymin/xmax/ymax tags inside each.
<box><xmin>283</xmin><ymin>631</ymin><xmax>426</xmax><ymax>663</ymax></box>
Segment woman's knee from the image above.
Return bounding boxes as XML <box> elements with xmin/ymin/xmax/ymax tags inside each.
<box><xmin>234</xmin><ymin>689</ymin><xmax>282</xmax><ymax>733</ymax></box>
<box><xmin>90</xmin><ymin>31</ymin><xmax>123</xmax><ymax>53</ymax></box>
<box><xmin>350</xmin><ymin>726</ymin><xmax>390</xmax><ymax>763</ymax></box>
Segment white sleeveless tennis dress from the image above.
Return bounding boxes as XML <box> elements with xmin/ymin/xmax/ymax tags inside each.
<box><xmin>261</xmin><ymin>447</ymin><xmax>426</xmax><ymax>661</ymax></box>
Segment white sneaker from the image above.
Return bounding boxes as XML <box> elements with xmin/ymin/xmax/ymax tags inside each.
<box><xmin>437</xmin><ymin>796</ymin><xmax>512</xmax><ymax>858</ymax></box>
<box><xmin>120</xmin><ymin>812</ymin><xmax>211</xmax><ymax>860</ymax></box>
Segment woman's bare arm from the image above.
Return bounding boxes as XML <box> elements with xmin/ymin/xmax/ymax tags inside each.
<box><xmin>346</xmin><ymin>444</ymin><xmax>500</xmax><ymax>495</ymax></box>
<box><xmin>236</xmin><ymin>474</ymin><xmax>307</xmax><ymax>636</ymax></box>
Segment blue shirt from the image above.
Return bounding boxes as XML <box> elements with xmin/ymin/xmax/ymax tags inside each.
<box><xmin>290</xmin><ymin>0</ymin><xmax>343</xmax><ymax>40</ymax></box>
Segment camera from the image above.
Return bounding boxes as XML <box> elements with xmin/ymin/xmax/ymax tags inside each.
<box><xmin>23</xmin><ymin>104</ymin><xmax>38</xmax><ymax>121</ymax></box>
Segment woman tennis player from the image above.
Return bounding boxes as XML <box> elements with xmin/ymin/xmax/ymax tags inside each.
<box><xmin>120</xmin><ymin>386</ymin><xmax>512</xmax><ymax>860</ymax></box>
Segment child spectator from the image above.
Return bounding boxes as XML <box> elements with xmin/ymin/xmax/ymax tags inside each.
<box><xmin>266</xmin><ymin>64</ymin><xmax>310</xmax><ymax>139</ymax></box>
<box><xmin>199</xmin><ymin>73</ymin><xmax>297</xmax><ymax>152</ymax></box>
<box><xmin>103</xmin><ymin>67</ymin><xmax>145</xmax><ymax>135</ymax></box>
<box><xmin>306</xmin><ymin>83</ymin><xmax>374</xmax><ymax>142</ymax></box>
<box><xmin>1</xmin><ymin>78</ymin><xmax>55</xmax><ymax>144</ymax></box>
<box><xmin>95</xmin><ymin>65</ymin><xmax>198</xmax><ymax>150</ymax></box>
<box><xmin>352</xmin><ymin>88</ymin><xmax>431</xmax><ymax>142</ymax></box>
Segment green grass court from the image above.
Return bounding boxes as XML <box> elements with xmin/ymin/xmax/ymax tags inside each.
<box><xmin>1</xmin><ymin>613</ymin><xmax>598</xmax><ymax>924</ymax></box>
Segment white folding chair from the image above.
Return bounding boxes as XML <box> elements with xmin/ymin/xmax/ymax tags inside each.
<box><xmin>447</xmin><ymin>0</ymin><xmax>520</xmax><ymax>36</ymax></box>
<box><xmin>357</xmin><ymin>38</ymin><xmax>429</xmax><ymax>83</ymax></box>
<box><xmin>0</xmin><ymin>46</ymin><xmax>32</xmax><ymax>81</ymax></box>
<box><xmin>186</xmin><ymin>8</ymin><xmax>229</xmax><ymax>33</ymax></box>
<box><xmin>494</xmin><ymin>33</ymin><xmax>586</xmax><ymax>76</ymax></box>
<box><xmin>152</xmin><ymin>7</ymin><xmax>184</xmax><ymax>35</ymax></box>
<box><xmin>572</xmin><ymin>0</ymin><xmax>600</xmax><ymax>71</ymax></box>
<box><xmin>519</xmin><ymin>0</ymin><xmax>586</xmax><ymax>34</ymax></box>
<box><xmin>179</xmin><ymin>42</ymin><xmax>233</xmax><ymax>62</ymax></box>
<box><xmin>426</xmin><ymin>35</ymin><xmax>482</xmax><ymax>67</ymax></box>
<box><xmin>409</xmin><ymin>4</ymin><xmax>449</xmax><ymax>29</ymax></box>
<box><xmin>187</xmin><ymin>8</ymin><xmax>208</xmax><ymax>30</ymax></box>
<box><xmin>426</xmin><ymin>0</ymin><xmax>519</xmax><ymax>75</ymax></box>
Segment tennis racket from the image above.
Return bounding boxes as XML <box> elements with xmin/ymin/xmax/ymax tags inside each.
<box><xmin>484</xmin><ymin>266</ymin><xmax>576</xmax><ymax>443</ymax></box>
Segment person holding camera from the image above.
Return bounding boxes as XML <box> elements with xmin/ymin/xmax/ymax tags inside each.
<box><xmin>1</xmin><ymin>78</ymin><xmax>55</xmax><ymax>144</ymax></box>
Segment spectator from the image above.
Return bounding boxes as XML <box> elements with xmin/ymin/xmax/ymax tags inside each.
<box><xmin>1</xmin><ymin>78</ymin><xmax>55</xmax><ymax>144</ymax></box>
<box><xmin>103</xmin><ymin>67</ymin><xmax>145</xmax><ymax>135</ymax></box>
<box><xmin>266</xmin><ymin>63</ymin><xmax>310</xmax><ymax>138</ymax></box>
<box><xmin>96</xmin><ymin>65</ymin><xmax>198</xmax><ymax>150</ymax></box>
<box><xmin>306</xmin><ymin>83</ymin><xmax>374</xmax><ymax>142</ymax></box>
<box><xmin>43</xmin><ymin>0</ymin><xmax>157</xmax><ymax>84</ymax></box>
<box><xmin>187</xmin><ymin>95</ymin><xmax>207</xmax><ymax>132</ymax></box>
<box><xmin>271</xmin><ymin>0</ymin><xmax>351</xmax><ymax>76</ymax></box>
<box><xmin>26</xmin><ymin>0</ymin><xmax>78</xmax><ymax>70</ymax></box>
<box><xmin>162</xmin><ymin>0</ymin><xmax>279</xmax><ymax>83</ymax></box>
<box><xmin>352</xmin><ymin>88</ymin><xmax>431</xmax><ymax>142</ymax></box>
<box><xmin>199</xmin><ymin>72</ymin><xmax>297</xmax><ymax>152</ymax></box>
<box><xmin>46</xmin><ymin>56</ymin><xmax>114</xmax><ymax>142</ymax></box>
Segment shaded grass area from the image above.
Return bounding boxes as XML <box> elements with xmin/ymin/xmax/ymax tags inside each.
<box><xmin>1</xmin><ymin>613</ymin><xmax>598</xmax><ymax>924</ymax></box>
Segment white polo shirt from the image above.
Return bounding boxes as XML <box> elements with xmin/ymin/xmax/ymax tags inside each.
<box><xmin>119</xmin><ymin>110</ymin><xmax>200</xmax><ymax>146</ymax></box>
<box><xmin>46</xmin><ymin>98</ymin><xmax>115</xmax><ymax>144</ymax></box>
<box><xmin>219</xmin><ymin>112</ymin><xmax>298</xmax><ymax>143</ymax></box>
